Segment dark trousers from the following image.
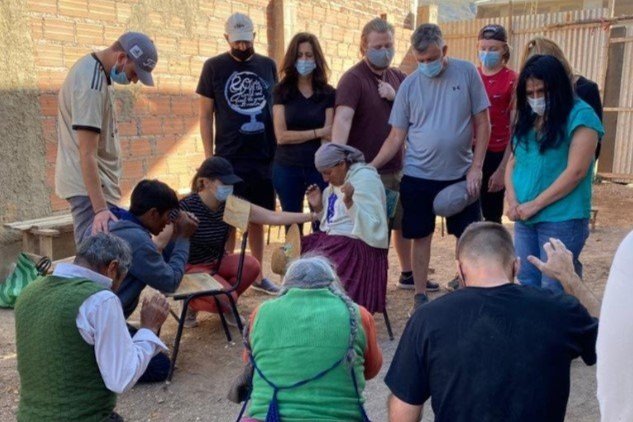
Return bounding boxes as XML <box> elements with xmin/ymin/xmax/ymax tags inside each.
<box><xmin>481</xmin><ymin>150</ymin><xmax>506</xmax><ymax>223</ymax></box>
<box><xmin>127</xmin><ymin>325</ymin><xmax>170</xmax><ymax>383</ymax></box>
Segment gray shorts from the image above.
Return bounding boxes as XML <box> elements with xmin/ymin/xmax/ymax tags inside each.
<box><xmin>67</xmin><ymin>196</ymin><xmax>115</xmax><ymax>246</ymax></box>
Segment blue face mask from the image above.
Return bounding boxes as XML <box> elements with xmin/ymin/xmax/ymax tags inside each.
<box><xmin>110</xmin><ymin>61</ymin><xmax>130</xmax><ymax>85</ymax></box>
<box><xmin>295</xmin><ymin>59</ymin><xmax>317</xmax><ymax>76</ymax></box>
<box><xmin>366</xmin><ymin>47</ymin><xmax>395</xmax><ymax>69</ymax></box>
<box><xmin>418</xmin><ymin>58</ymin><xmax>443</xmax><ymax>78</ymax></box>
<box><xmin>479</xmin><ymin>50</ymin><xmax>502</xmax><ymax>69</ymax></box>
<box><xmin>214</xmin><ymin>185</ymin><xmax>234</xmax><ymax>202</ymax></box>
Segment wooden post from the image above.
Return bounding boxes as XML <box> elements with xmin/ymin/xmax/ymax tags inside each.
<box><xmin>417</xmin><ymin>4</ymin><xmax>439</xmax><ymax>25</ymax></box>
<box><xmin>271</xmin><ymin>0</ymin><xmax>296</xmax><ymax>66</ymax></box>
<box><xmin>598</xmin><ymin>26</ymin><xmax>626</xmax><ymax>174</ymax></box>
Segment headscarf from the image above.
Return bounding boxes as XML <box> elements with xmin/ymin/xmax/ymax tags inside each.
<box><xmin>314</xmin><ymin>143</ymin><xmax>365</xmax><ymax>172</ymax></box>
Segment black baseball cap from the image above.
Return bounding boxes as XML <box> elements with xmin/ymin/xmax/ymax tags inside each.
<box><xmin>478</xmin><ymin>24</ymin><xmax>508</xmax><ymax>43</ymax></box>
<box><xmin>197</xmin><ymin>157</ymin><xmax>242</xmax><ymax>185</ymax></box>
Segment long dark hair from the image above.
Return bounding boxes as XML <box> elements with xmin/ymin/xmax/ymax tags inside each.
<box><xmin>274</xmin><ymin>32</ymin><xmax>332</xmax><ymax>102</ymax></box>
<box><xmin>513</xmin><ymin>54</ymin><xmax>575</xmax><ymax>153</ymax></box>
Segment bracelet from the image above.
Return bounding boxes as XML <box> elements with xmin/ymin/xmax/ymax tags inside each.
<box><xmin>94</xmin><ymin>207</ymin><xmax>108</xmax><ymax>215</ymax></box>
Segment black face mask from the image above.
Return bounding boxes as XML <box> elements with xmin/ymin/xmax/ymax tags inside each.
<box><xmin>231</xmin><ymin>47</ymin><xmax>254</xmax><ymax>61</ymax></box>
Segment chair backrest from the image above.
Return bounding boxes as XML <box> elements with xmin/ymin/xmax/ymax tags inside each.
<box><xmin>384</xmin><ymin>188</ymin><xmax>399</xmax><ymax>221</ymax></box>
<box><xmin>219</xmin><ymin>195</ymin><xmax>252</xmax><ymax>293</ymax></box>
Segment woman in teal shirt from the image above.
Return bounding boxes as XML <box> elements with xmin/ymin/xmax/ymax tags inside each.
<box><xmin>505</xmin><ymin>55</ymin><xmax>604</xmax><ymax>292</ymax></box>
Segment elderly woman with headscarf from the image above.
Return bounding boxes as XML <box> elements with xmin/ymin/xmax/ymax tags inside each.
<box><xmin>241</xmin><ymin>255</ymin><xmax>382</xmax><ymax>422</ymax></box>
<box><xmin>302</xmin><ymin>143</ymin><xmax>389</xmax><ymax>314</ymax></box>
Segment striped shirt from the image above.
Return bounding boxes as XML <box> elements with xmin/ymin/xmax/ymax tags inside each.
<box><xmin>179</xmin><ymin>193</ymin><xmax>229</xmax><ymax>265</ymax></box>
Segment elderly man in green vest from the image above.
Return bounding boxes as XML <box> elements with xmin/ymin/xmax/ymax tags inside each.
<box><xmin>15</xmin><ymin>233</ymin><xmax>170</xmax><ymax>422</ymax></box>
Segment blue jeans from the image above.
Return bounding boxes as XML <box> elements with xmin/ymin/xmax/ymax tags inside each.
<box><xmin>273</xmin><ymin>163</ymin><xmax>326</xmax><ymax>233</ymax></box>
<box><xmin>273</xmin><ymin>162</ymin><xmax>326</xmax><ymax>211</ymax></box>
<box><xmin>514</xmin><ymin>219</ymin><xmax>590</xmax><ymax>293</ymax></box>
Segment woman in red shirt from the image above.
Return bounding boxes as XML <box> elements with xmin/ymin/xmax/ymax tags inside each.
<box><xmin>477</xmin><ymin>24</ymin><xmax>517</xmax><ymax>223</ymax></box>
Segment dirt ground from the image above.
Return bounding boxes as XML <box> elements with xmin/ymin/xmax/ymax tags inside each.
<box><xmin>1</xmin><ymin>182</ymin><xmax>632</xmax><ymax>422</ymax></box>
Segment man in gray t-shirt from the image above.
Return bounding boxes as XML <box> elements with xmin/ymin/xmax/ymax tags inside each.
<box><xmin>371</xmin><ymin>24</ymin><xmax>491</xmax><ymax>315</ymax></box>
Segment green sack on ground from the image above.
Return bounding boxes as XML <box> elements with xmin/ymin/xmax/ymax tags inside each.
<box><xmin>0</xmin><ymin>253</ymin><xmax>49</xmax><ymax>308</ymax></box>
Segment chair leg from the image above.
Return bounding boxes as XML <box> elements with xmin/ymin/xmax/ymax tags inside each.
<box><xmin>226</xmin><ymin>293</ymin><xmax>244</xmax><ymax>332</ymax></box>
<box><xmin>383</xmin><ymin>310</ymin><xmax>394</xmax><ymax>341</ymax></box>
<box><xmin>168</xmin><ymin>298</ymin><xmax>190</xmax><ymax>382</ymax></box>
<box><xmin>214</xmin><ymin>296</ymin><xmax>232</xmax><ymax>342</ymax></box>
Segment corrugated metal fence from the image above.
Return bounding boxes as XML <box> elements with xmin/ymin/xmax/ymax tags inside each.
<box><xmin>441</xmin><ymin>8</ymin><xmax>609</xmax><ymax>86</ymax></box>
<box><xmin>437</xmin><ymin>8</ymin><xmax>633</xmax><ymax>177</ymax></box>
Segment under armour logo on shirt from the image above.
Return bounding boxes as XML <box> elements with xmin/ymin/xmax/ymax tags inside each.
<box><xmin>452</xmin><ymin>85</ymin><xmax>461</xmax><ymax>91</ymax></box>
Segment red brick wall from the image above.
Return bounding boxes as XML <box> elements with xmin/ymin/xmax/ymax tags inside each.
<box><xmin>26</xmin><ymin>0</ymin><xmax>414</xmax><ymax>213</ymax></box>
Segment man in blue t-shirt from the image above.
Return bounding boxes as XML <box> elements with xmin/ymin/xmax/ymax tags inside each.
<box><xmin>385</xmin><ymin>222</ymin><xmax>598</xmax><ymax>422</ymax></box>
<box><xmin>197</xmin><ymin>12</ymin><xmax>279</xmax><ymax>294</ymax></box>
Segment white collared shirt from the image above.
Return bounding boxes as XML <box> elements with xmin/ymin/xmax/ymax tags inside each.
<box><xmin>53</xmin><ymin>263</ymin><xmax>168</xmax><ymax>394</ymax></box>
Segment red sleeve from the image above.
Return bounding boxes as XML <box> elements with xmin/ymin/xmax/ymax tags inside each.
<box><xmin>359</xmin><ymin>306</ymin><xmax>383</xmax><ymax>380</ymax></box>
<box><xmin>335</xmin><ymin>71</ymin><xmax>361</xmax><ymax>110</ymax></box>
<box><xmin>242</xmin><ymin>305</ymin><xmax>261</xmax><ymax>363</ymax></box>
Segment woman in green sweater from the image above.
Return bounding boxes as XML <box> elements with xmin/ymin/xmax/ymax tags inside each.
<box><xmin>241</xmin><ymin>255</ymin><xmax>383</xmax><ymax>421</ymax></box>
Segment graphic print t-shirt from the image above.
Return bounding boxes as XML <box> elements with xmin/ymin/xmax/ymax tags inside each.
<box><xmin>197</xmin><ymin>53</ymin><xmax>278</xmax><ymax>173</ymax></box>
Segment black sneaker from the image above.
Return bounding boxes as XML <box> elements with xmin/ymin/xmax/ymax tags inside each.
<box><xmin>397</xmin><ymin>274</ymin><xmax>415</xmax><ymax>290</ymax></box>
<box><xmin>251</xmin><ymin>278</ymin><xmax>280</xmax><ymax>295</ymax></box>
<box><xmin>426</xmin><ymin>280</ymin><xmax>440</xmax><ymax>292</ymax></box>
<box><xmin>397</xmin><ymin>274</ymin><xmax>440</xmax><ymax>292</ymax></box>
<box><xmin>445</xmin><ymin>276</ymin><xmax>461</xmax><ymax>292</ymax></box>
<box><xmin>408</xmin><ymin>293</ymin><xmax>429</xmax><ymax>317</ymax></box>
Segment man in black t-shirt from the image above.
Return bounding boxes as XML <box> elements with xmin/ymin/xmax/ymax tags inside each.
<box><xmin>196</xmin><ymin>12</ymin><xmax>279</xmax><ymax>294</ymax></box>
<box><xmin>385</xmin><ymin>222</ymin><xmax>598</xmax><ymax>422</ymax></box>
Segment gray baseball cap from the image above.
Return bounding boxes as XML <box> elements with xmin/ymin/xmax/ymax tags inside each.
<box><xmin>225</xmin><ymin>13</ymin><xmax>254</xmax><ymax>42</ymax></box>
<box><xmin>433</xmin><ymin>181</ymin><xmax>479</xmax><ymax>217</ymax></box>
<box><xmin>118</xmin><ymin>32</ymin><xmax>158</xmax><ymax>86</ymax></box>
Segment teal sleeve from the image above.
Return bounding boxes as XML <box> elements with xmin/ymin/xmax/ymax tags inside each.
<box><xmin>568</xmin><ymin>101</ymin><xmax>605</xmax><ymax>140</ymax></box>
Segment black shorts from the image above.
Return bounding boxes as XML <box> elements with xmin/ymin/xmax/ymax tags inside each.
<box><xmin>233</xmin><ymin>174</ymin><xmax>276</xmax><ymax>210</ymax></box>
<box><xmin>400</xmin><ymin>175</ymin><xmax>482</xmax><ymax>239</ymax></box>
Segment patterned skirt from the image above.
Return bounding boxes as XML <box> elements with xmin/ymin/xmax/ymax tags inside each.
<box><xmin>301</xmin><ymin>232</ymin><xmax>388</xmax><ymax>313</ymax></box>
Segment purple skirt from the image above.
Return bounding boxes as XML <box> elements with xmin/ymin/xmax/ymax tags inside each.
<box><xmin>301</xmin><ymin>232</ymin><xmax>388</xmax><ymax>313</ymax></box>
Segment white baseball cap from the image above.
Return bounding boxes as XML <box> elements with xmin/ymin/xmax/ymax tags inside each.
<box><xmin>225</xmin><ymin>13</ymin><xmax>254</xmax><ymax>42</ymax></box>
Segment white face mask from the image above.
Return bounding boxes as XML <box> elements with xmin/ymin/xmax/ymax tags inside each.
<box><xmin>527</xmin><ymin>96</ymin><xmax>546</xmax><ymax>116</ymax></box>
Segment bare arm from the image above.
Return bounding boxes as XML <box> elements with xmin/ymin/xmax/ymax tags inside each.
<box><xmin>517</xmin><ymin>127</ymin><xmax>598</xmax><ymax>220</ymax></box>
<box><xmin>273</xmin><ymin>104</ymin><xmax>331</xmax><ymax>145</ymax></box>
<box><xmin>388</xmin><ymin>395</ymin><xmax>423</xmax><ymax>422</ymax></box>
<box><xmin>199</xmin><ymin>96</ymin><xmax>214</xmax><ymax>158</ymax></box>
<box><xmin>467</xmin><ymin>109</ymin><xmax>491</xmax><ymax>196</ymax></box>
<box><xmin>369</xmin><ymin>127</ymin><xmax>407</xmax><ymax>170</ymax></box>
<box><xmin>331</xmin><ymin>105</ymin><xmax>354</xmax><ymax>144</ymax></box>
<box><xmin>488</xmin><ymin>143</ymin><xmax>513</xmax><ymax>193</ymax></box>
<box><xmin>248</xmin><ymin>203</ymin><xmax>316</xmax><ymax>226</ymax></box>
<box><xmin>77</xmin><ymin>130</ymin><xmax>117</xmax><ymax>234</ymax></box>
<box><xmin>504</xmin><ymin>153</ymin><xmax>519</xmax><ymax>221</ymax></box>
<box><xmin>528</xmin><ymin>238</ymin><xmax>601</xmax><ymax>317</ymax></box>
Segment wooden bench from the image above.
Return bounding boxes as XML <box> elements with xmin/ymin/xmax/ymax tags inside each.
<box><xmin>596</xmin><ymin>172</ymin><xmax>633</xmax><ymax>184</ymax></box>
<box><xmin>4</xmin><ymin>214</ymin><xmax>74</xmax><ymax>258</ymax></box>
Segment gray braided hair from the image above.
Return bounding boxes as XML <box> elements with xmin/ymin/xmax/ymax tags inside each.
<box><xmin>281</xmin><ymin>255</ymin><xmax>361</xmax><ymax>366</ymax></box>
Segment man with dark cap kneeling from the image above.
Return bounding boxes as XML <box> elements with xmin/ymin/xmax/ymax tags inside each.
<box><xmin>15</xmin><ymin>234</ymin><xmax>170</xmax><ymax>421</ymax></box>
